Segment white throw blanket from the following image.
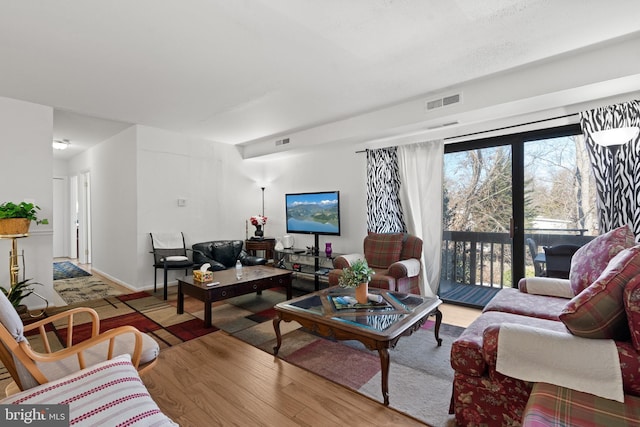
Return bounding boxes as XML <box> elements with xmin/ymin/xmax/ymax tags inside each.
<box><xmin>152</xmin><ymin>232</ymin><xmax>184</xmax><ymax>249</ymax></box>
<box><xmin>395</xmin><ymin>258</ymin><xmax>421</xmax><ymax>277</ymax></box>
<box><xmin>496</xmin><ymin>323</ymin><xmax>623</xmax><ymax>402</ymax></box>
<box><xmin>341</xmin><ymin>253</ymin><xmax>365</xmax><ymax>265</ymax></box>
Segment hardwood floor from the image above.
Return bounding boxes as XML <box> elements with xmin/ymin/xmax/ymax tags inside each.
<box><xmin>140</xmin><ymin>331</ymin><xmax>428</xmax><ymax>426</ymax></box>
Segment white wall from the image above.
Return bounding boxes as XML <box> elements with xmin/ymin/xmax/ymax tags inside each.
<box><xmin>252</xmin><ymin>147</ymin><xmax>368</xmax><ymax>255</ymax></box>
<box><xmin>64</xmin><ymin>123</ymin><xmax>368</xmax><ymax>292</ymax></box>
<box><xmin>135</xmin><ymin>125</ymin><xmax>257</xmax><ymax>288</ymax></box>
<box><xmin>68</xmin><ymin>125</ymin><xmax>138</xmax><ymax>286</ymax></box>
<box><xmin>0</xmin><ymin>96</ymin><xmax>55</xmax><ymax>308</ymax></box>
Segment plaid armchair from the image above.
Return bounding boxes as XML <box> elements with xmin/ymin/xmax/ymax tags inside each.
<box><xmin>328</xmin><ymin>233</ymin><xmax>423</xmax><ymax>294</ymax></box>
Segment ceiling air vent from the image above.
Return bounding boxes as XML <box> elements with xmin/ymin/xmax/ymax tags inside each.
<box><xmin>275</xmin><ymin>138</ymin><xmax>290</xmax><ymax>146</ymax></box>
<box><xmin>425</xmin><ymin>92</ymin><xmax>462</xmax><ymax>112</ymax></box>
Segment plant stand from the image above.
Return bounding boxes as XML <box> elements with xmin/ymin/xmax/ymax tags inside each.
<box><xmin>0</xmin><ymin>232</ymin><xmax>48</xmax><ymax>317</ymax></box>
<box><xmin>0</xmin><ymin>232</ymin><xmax>28</xmax><ymax>286</ymax></box>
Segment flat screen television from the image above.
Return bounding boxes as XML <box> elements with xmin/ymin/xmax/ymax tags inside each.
<box><xmin>285</xmin><ymin>191</ymin><xmax>341</xmax><ymax>236</ymax></box>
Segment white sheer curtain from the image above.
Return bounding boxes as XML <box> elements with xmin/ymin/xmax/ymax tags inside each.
<box><xmin>397</xmin><ymin>140</ymin><xmax>444</xmax><ymax>297</ymax></box>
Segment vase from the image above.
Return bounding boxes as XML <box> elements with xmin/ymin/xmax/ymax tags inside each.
<box><xmin>355</xmin><ymin>282</ymin><xmax>368</xmax><ymax>304</ymax></box>
<box><xmin>325</xmin><ymin>242</ymin><xmax>332</xmax><ymax>257</ymax></box>
<box><xmin>254</xmin><ymin>225</ymin><xmax>264</xmax><ymax>238</ymax></box>
<box><xmin>274</xmin><ymin>238</ymin><xmax>284</xmax><ymax>251</ymax></box>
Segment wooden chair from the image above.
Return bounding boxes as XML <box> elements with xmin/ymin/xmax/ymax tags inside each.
<box><xmin>0</xmin><ymin>291</ymin><xmax>159</xmax><ymax>395</ymax></box>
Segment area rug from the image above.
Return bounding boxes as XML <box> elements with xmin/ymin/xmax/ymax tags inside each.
<box><xmin>39</xmin><ymin>291</ymin><xmax>218</xmax><ymax>351</ymax></box>
<box><xmin>53</xmin><ymin>276</ymin><xmax>124</xmax><ymax>304</ymax></box>
<box><xmin>53</xmin><ymin>261</ymin><xmax>92</xmax><ymax>280</ymax></box>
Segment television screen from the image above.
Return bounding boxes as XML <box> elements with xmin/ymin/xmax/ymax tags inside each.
<box><xmin>285</xmin><ymin>191</ymin><xmax>341</xmax><ymax>236</ymax></box>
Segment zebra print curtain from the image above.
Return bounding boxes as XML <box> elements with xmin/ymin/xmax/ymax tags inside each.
<box><xmin>366</xmin><ymin>147</ymin><xmax>406</xmax><ymax>233</ymax></box>
<box><xmin>579</xmin><ymin>100</ymin><xmax>640</xmax><ymax>238</ymax></box>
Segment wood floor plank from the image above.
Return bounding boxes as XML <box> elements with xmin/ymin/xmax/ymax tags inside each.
<box><xmin>140</xmin><ymin>332</ymin><xmax>427</xmax><ymax>426</ymax></box>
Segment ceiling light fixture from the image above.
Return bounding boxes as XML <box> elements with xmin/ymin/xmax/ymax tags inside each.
<box><xmin>52</xmin><ymin>139</ymin><xmax>70</xmax><ymax>150</ymax></box>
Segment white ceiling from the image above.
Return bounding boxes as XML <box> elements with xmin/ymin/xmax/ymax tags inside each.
<box><xmin>2</xmin><ymin>1</ymin><xmax>640</xmax><ymax>159</ymax></box>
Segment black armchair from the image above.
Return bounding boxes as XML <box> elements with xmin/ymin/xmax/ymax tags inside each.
<box><xmin>543</xmin><ymin>244</ymin><xmax>581</xmax><ymax>279</ymax></box>
<box><xmin>192</xmin><ymin>240</ymin><xmax>266</xmax><ymax>271</ymax></box>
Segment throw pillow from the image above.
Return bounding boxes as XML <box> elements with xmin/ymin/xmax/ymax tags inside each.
<box><xmin>569</xmin><ymin>224</ymin><xmax>635</xmax><ymax>295</ymax></box>
<box><xmin>560</xmin><ymin>245</ymin><xmax>640</xmax><ymax>340</ymax></box>
<box><xmin>364</xmin><ymin>233</ymin><xmax>404</xmax><ymax>269</ymax></box>
<box><xmin>0</xmin><ymin>290</ymin><xmax>25</xmax><ymax>342</ymax></box>
<box><xmin>624</xmin><ymin>274</ymin><xmax>640</xmax><ymax>350</ymax></box>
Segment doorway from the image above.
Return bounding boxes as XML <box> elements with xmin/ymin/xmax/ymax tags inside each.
<box><xmin>53</xmin><ymin>172</ymin><xmax>92</xmax><ymax>263</ymax></box>
<box><xmin>77</xmin><ymin>171</ymin><xmax>92</xmax><ymax>264</ymax></box>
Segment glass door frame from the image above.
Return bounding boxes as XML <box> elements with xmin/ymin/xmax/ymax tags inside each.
<box><xmin>444</xmin><ymin>123</ymin><xmax>582</xmax><ymax>285</ymax></box>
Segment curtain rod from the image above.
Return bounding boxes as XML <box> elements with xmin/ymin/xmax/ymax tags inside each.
<box><xmin>355</xmin><ymin>112</ymin><xmax>579</xmax><ymax>153</ymax></box>
<box><xmin>444</xmin><ymin>112</ymin><xmax>578</xmax><ymax>141</ymax></box>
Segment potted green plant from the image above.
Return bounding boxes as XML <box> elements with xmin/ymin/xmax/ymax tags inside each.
<box><xmin>338</xmin><ymin>259</ymin><xmax>375</xmax><ymax>304</ymax></box>
<box><xmin>0</xmin><ymin>279</ymin><xmax>41</xmax><ymax>315</ymax></box>
<box><xmin>0</xmin><ymin>201</ymin><xmax>49</xmax><ymax>235</ymax></box>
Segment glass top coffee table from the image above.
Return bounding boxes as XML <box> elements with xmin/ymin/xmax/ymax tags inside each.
<box><xmin>273</xmin><ymin>286</ymin><xmax>442</xmax><ymax>405</ymax></box>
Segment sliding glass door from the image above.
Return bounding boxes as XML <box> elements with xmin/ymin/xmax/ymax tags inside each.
<box><xmin>441</xmin><ymin>143</ymin><xmax>513</xmax><ymax>300</ymax></box>
<box><xmin>440</xmin><ymin>124</ymin><xmax>593</xmax><ymax>306</ymax></box>
<box><xmin>523</xmin><ymin>132</ymin><xmax>597</xmax><ymax>278</ymax></box>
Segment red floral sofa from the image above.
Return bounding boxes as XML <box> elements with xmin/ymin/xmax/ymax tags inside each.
<box><xmin>449</xmin><ymin>225</ymin><xmax>640</xmax><ymax>426</ymax></box>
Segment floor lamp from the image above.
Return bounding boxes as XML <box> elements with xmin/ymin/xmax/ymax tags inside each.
<box><xmin>591</xmin><ymin>126</ymin><xmax>640</xmax><ymax>230</ymax></box>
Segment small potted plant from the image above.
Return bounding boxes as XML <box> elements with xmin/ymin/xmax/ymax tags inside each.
<box><xmin>0</xmin><ymin>201</ymin><xmax>49</xmax><ymax>235</ymax></box>
<box><xmin>338</xmin><ymin>259</ymin><xmax>375</xmax><ymax>304</ymax></box>
<box><xmin>0</xmin><ymin>279</ymin><xmax>41</xmax><ymax>316</ymax></box>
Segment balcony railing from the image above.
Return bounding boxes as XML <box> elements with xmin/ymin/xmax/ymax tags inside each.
<box><xmin>441</xmin><ymin>230</ymin><xmax>595</xmax><ymax>289</ymax></box>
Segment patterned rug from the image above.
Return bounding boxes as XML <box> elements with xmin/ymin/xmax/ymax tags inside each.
<box><xmin>43</xmin><ymin>291</ymin><xmax>215</xmax><ymax>351</ymax></box>
<box><xmin>53</xmin><ymin>261</ymin><xmax>92</xmax><ymax>280</ymax></box>
<box><xmin>53</xmin><ymin>276</ymin><xmax>124</xmax><ymax>305</ymax></box>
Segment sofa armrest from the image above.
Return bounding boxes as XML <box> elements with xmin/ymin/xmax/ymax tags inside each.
<box><xmin>388</xmin><ymin>258</ymin><xmax>421</xmax><ymax>279</ymax></box>
<box><xmin>518</xmin><ymin>277</ymin><xmax>574</xmax><ymax>298</ymax></box>
<box><xmin>240</xmin><ymin>255</ymin><xmax>267</xmax><ymax>266</ymax></box>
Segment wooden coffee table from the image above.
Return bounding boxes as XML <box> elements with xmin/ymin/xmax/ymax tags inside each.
<box><xmin>273</xmin><ymin>287</ymin><xmax>442</xmax><ymax>405</ymax></box>
<box><xmin>177</xmin><ymin>265</ymin><xmax>292</xmax><ymax>328</ymax></box>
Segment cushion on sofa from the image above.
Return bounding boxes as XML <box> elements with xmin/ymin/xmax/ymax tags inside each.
<box><xmin>569</xmin><ymin>225</ymin><xmax>635</xmax><ymax>295</ymax></box>
<box><xmin>483</xmin><ymin>287</ymin><xmax>568</xmax><ymax>321</ymax></box>
<box><xmin>211</xmin><ymin>240</ymin><xmax>242</xmax><ymax>268</ymax></box>
<box><xmin>522</xmin><ymin>382</ymin><xmax>640</xmax><ymax>427</ymax></box>
<box><xmin>560</xmin><ymin>245</ymin><xmax>640</xmax><ymax>340</ymax></box>
<box><xmin>624</xmin><ymin>274</ymin><xmax>640</xmax><ymax>351</ymax></box>
<box><xmin>364</xmin><ymin>232</ymin><xmax>403</xmax><ymax>269</ymax></box>
<box><xmin>0</xmin><ymin>354</ymin><xmax>177</xmax><ymax>426</ymax></box>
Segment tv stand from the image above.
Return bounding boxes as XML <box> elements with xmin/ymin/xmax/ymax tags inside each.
<box><xmin>275</xmin><ymin>245</ymin><xmax>340</xmax><ymax>291</ymax></box>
